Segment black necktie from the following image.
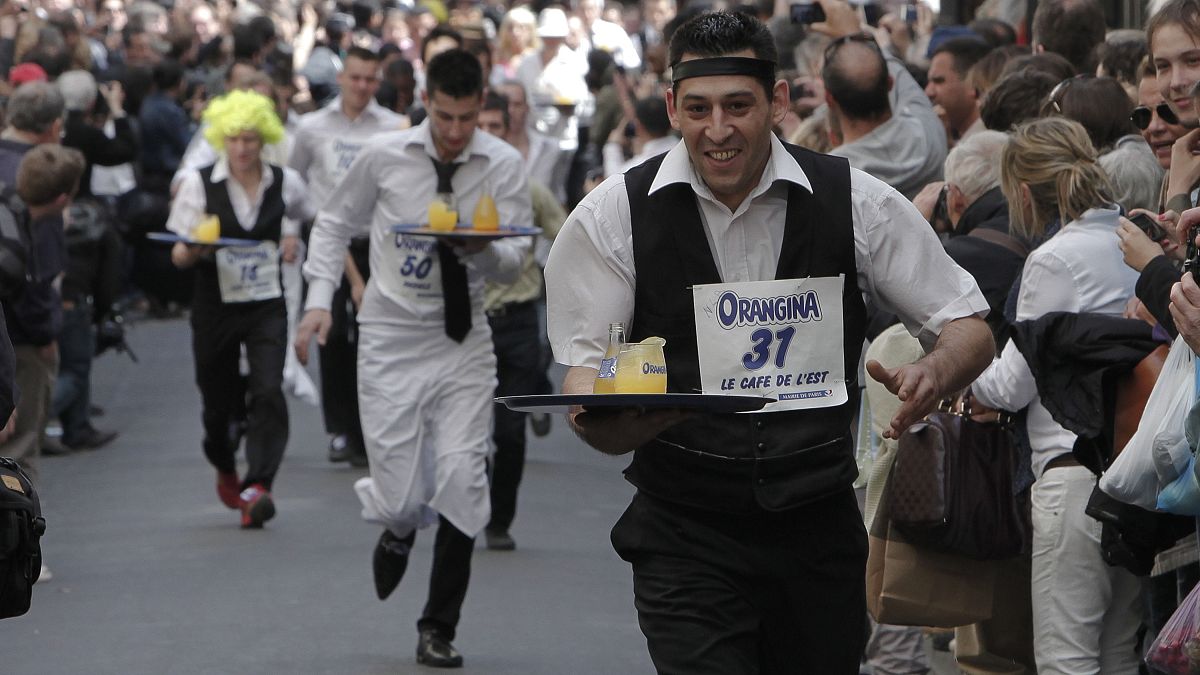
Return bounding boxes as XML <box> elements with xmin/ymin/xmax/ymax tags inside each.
<box><xmin>432</xmin><ymin>158</ymin><xmax>471</xmax><ymax>342</ymax></box>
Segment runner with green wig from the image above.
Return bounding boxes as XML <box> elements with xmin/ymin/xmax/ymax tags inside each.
<box><xmin>202</xmin><ymin>89</ymin><xmax>285</xmax><ymax>150</ymax></box>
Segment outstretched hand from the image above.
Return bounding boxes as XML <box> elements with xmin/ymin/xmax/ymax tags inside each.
<box><xmin>865</xmin><ymin>358</ymin><xmax>943</xmax><ymax>439</ymax></box>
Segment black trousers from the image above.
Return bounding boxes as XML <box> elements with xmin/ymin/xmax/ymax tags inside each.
<box><xmin>486</xmin><ymin>301</ymin><xmax>541</xmax><ymax>533</ymax></box>
<box><xmin>610</xmin><ymin>489</ymin><xmax>869</xmax><ymax>675</ymax></box>
<box><xmin>318</xmin><ymin>278</ymin><xmax>364</xmax><ymax>453</ymax></box>
<box><xmin>417</xmin><ymin>514</ymin><xmax>475</xmax><ymax>640</ymax></box>
<box><xmin>191</xmin><ymin>298</ymin><xmax>288</xmax><ymax>490</ymax></box>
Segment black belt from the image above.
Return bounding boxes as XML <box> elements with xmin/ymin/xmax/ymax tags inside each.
<box><xmin>1045</xmin><ymin>453</ymin><xmax>1082</xmax><ymax>471</ymax></box>
<box><xmin>485</xmin><ymin>299</ymin><xmax>537</xmax><ymax>319</ymax></box>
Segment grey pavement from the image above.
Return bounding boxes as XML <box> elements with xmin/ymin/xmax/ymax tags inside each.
<box><xmin>1</xmin><ymin>315</ymin><xmax>654</xmax><ymax>674</ymax></box>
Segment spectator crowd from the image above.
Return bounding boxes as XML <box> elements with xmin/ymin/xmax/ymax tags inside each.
<box><xmin>5</xmin><ymin>0</ymin><xmax>1200</xmax><ymax>670</ymax></box>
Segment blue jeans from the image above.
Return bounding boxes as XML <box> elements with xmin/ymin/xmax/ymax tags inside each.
<box><xmin>52</xmin><ymin>304</ymin><xmax>95</xmax><ymax>445</ymax></box>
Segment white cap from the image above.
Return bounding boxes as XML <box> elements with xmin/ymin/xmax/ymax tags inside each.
<box><xmin>537</xmin><ymin>8</ymin><xmax>570</xmax><ymax>38</ymax></box>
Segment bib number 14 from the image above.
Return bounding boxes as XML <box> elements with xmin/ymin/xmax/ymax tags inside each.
<box><xmin>742</xmin><ymin>326</ymin><xmax>795</xmax><ymax>370</ymax></box>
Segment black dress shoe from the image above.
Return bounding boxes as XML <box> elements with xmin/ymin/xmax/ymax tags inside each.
<box><xmin>416</xmin><ymin>628</ymin><xmax>463</xmax><ymax>668</ymax></box>
<box><xmin>372</xmin><ymin>529</ymin><xmax>415</xmax><ymax>600</ymax></box>
<box><xmin>529</xmin><ymin>412</ymin><xmax>552</xmax><ymax>437</ymax></box>
<box><xmin>328</xmin><ymin>435</ymin><xmax>350</xmax><ymax>463</ymax></box>
<box><xmin>484</xmin><ymin>529</ymin><xmax>516</xmax><ymax>551</ymax></box>
<box><xmin>346</xmin><ymin>449</ymin><xmax>369</xmax><ymax>468</ymax></box>
<box><xmin>64</xmin><ymin>427</ymin><xmax>119</xmax><ymax>451</ymax></box>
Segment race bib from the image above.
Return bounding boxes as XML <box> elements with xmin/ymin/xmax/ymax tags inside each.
<box><xmin>692</xmin><ymin>277</ymin><xmax>846</xmax><ymax>413</ymax></box>
<box><xmin>216</xmin><ymin>241</ymin><xmax>282</xmax><ymax>303</ymax></box>
<box><xmin>378</xmin><ymin>233</ymin><xmax>443</xmax><ymax>304</ymax></box>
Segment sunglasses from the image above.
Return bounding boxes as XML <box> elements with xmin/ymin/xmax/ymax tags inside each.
<box><xmin>823</xmin><ymin>32</ymin><xmax>881</xmax><ymax>64</ymax></box>
<box><xmin>1044</xmin><ymin>75</ymin><xmax>1093</xmax><ymax>115</ymax></box>
<box><xmin>1131</xmin><ymin>103</ymin><xmax>1180</xmax><ymax>130</ymax></box>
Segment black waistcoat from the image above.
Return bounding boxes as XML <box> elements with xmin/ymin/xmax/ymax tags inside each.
<box><xmin>193</xmin><ymin>163</ymin><xmax>286</xmax><ymax>310</ymax></box>
<box><xmin>624</xmin><ymin>143</ymin><xmax>867</xmax><ymax>514</ymax></box>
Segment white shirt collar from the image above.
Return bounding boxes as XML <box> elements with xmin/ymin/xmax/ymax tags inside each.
<box><xmin>409</xmin><ymin>119</ymin><xmax>488</xmax><ymax>164</ymax></box>
<box><xmin>648</xmin><ymin>133</ymin><xmax>813</xmax><ymax>199</ymax></box>
<box><xmin>210</xmin><ymin>155</ymin><xmax>276</xmax><ymax>191</ymax></box>
<box><xmin>331</xmin><ymin>96</ymin><xmax>391</xmax><ymax>123</ymax></box>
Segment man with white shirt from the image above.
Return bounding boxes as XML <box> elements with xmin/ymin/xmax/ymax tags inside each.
<box><xmin>544</xmin><ymin>11</ymin><xmax>994</xmax><ymax>672</ymax></box>
<box><xmin>576</xmin><ymin>0</ymin><xmax>642</xmax><ymax>70</ymax></box>
<box><xmin>167</xmin><ymin>90</ymin><xmax>316</xmax><ymax>529</ymax></box>
<box><xmin>295</xmin><ymin>50</ymin><xmax>531</xmax><ymax>669</ymax></box>
<box><xmin>290</xmin><ymin>46</ymin><xmax>408</xmax><ymax>467</ymax></box>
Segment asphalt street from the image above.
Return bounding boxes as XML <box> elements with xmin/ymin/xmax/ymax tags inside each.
<box><xmin>0</xmin><ymin>315</ymin><xmax>654</xmax><ymax>674</ymax></box>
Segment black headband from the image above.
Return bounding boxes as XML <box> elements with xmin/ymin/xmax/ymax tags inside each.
<box><xmin>671</xmin><ymin>57</ymin><xmax>777</xmax><ymax>84</ymax></box>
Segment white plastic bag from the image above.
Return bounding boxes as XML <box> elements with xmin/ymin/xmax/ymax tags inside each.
<box><xmin>1100</xmin><ymin>336</ymin><xmax>1195</xmax><ymax>509</ymax></box>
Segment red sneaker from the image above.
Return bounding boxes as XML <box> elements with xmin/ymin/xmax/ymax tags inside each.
<box><xmin>216</xmin><ymin>470</ymin><xmax>240</xmax><ymax>509</ymax></box>
<box><xmin>239</xmin><ymin>484</ymin><xmax>276</xmax><ymax>529</ymax></box>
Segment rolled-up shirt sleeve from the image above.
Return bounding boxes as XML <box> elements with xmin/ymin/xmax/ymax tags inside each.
<box><xmin>303</xmin><ymin>149</ymin><xmax>379</xmax><ymax>311</ymax></box>
<box><xmin>544</xmin><ymin>175</ymin><xmax>636</xmax><ymax>368</ymax></box>
<box><xmin>165</xmin><ymin>170</ymin><xmax>205</xmax><ymax>238</ymax></box>
<box><xmin>853</xmin><ymin>170</ymin><xmax>989</xmax><ymax>351</ymax></box>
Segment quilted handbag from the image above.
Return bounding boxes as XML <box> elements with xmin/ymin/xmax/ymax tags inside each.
<box><xmin>887</xmin><ymin>393</ymin><xmax>1026</xmax><ymax>560</ymax></box>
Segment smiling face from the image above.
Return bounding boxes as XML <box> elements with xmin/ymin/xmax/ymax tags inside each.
<box><xmin>1139</xmin><ymin>74</ymin><xmax>1188</xmax><ymax>169</ymax></box>
<box><xmin>665</xmin><ymin>50</ymin><xmax>787</xmax><ymax>211</ymax></box>
<box><xmin>337</xmin><ymin>55</ymin><xmax>381</xmax><ymax>117</ymax></box>
<box><xmin>1153</xmin><ymin>22</ymin><xmax>1200</xmax><ymax>125</ymax></box>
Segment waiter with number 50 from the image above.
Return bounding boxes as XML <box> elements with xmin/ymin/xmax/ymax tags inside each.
<box><xmin>168</xmin><ymin>90</ymin><xmax>315</xmax><ymax>530</ymax></box>
<box><xmin>546</xmin><ymin>11</ymin><xmax>995</xmax><ymax>674</ymax></box>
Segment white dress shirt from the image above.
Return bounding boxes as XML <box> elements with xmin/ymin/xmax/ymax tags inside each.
<box><xmin>971</xmin><ymin>207</ymin><xmax>1139</xmax><ymax>478</ymax></box>
<box><xmin>584</xmin><ymin>18</ymin><xmax>642</xmax><ymax>70</ymax></box>
<box><xmin>289</xmin><ymin>98</ymin><xmax>409</xmax><ymax>208</ymax></box>
<box><xmin>545</xmin><ymin>134</ymin><xmax>989</xmax><ymax>368</ymax></box>
<box><xmin>167</xmin><ymin>157</ymin><xmax>315</xmax><ymax>238</ymax></box>
<box><xmin>303</xmin><ymin>122</ymin><xmax>533</xmax><ymax>329</ymax></box>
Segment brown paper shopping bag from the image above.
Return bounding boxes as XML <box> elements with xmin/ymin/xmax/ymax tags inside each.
<box><xmin>866</xmin><ymin>492</ymin><xmax>998</xmax><ymax>628</ymax></box>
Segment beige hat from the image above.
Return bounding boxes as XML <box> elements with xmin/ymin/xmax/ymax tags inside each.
<box><xmin>537</xmin><ymin>8</ymin><xmax>570</xmax><ymax>38</ymax></box>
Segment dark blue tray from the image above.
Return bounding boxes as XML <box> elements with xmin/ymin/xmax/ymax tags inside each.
<box><xmin>495</xmin><ymin>393</ymin><xmax>774</xmax><ymax>414</ymax></box>
<box><xmin>147</xmin><ymin>232</ymin><xmax>261</xmax><ymax>247</ymax></box>
<box><xmin>393</xmin><ymin>224</ymin><xmax>541</xmax><ymax>239</ymax></box>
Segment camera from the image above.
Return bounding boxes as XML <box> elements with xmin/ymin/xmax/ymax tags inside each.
<box><xmin>790</xmin><ymin>1</ymin><xmax>825</xmax><ymax>24</ymax></box>
<box><xmin>901</xmin><ymin>3</ymin><xmax>918</xmax><ymax>23</ymax></box>
<box><xmin>1129</xmin><ymin>212</ymin><xmax>1169</xmax><ymax>242</ymax></box>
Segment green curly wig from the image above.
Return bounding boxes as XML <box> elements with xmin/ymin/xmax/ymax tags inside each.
<box><xmin>202</xmin><ymin>90</ymin><xmax>284</xmax><ymax>151</ymax></box>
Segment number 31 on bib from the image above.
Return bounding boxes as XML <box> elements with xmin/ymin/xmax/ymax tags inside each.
<box><xmin>692</xmin><ymin>277</ymin><xmax>847</xmax><ymax>413</ymax></box>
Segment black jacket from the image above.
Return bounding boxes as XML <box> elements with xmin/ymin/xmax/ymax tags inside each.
<box><xmin>944</xmin><ymin>187</ymin><xmax>1025</xmax><ymax>345</ymax></box>
<box><xmin>1011</xmin><ymin>311</ymin><xmax>1165</xmax><ymax>474</ymax></box>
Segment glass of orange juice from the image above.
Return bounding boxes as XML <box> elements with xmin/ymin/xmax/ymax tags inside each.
<box><xmin>473</xmin><ymin>191</ymin><xmax>499</xmax><ymax>231</ymax></box>
<box><xmin>428</xmin><ymin>194</ymin><xmax>458</xmax><ymax>232</ymax></box>
<box><xmin>614</xmin><ymin>337</ymin><xmax>667</xmax><ymax>394</ymax></box>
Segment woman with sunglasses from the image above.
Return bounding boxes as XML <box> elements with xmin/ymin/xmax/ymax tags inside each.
<box><xmin>1134</xmin><ymin>58</ymin><xmax>1189</xmax><ymax>171</ymax></box>
<box><xmin>970</xmin><ymin>117</ymin><xmax>1142</xmax><ymax>675</ymax></box>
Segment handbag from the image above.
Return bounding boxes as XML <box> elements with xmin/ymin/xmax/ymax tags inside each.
<box><xmin>887</xmin><ymin>392</ymin><xmax>1025</xmax><ymax>560</ymax></box>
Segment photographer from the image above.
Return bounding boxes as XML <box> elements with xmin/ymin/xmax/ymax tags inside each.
<box><xmin>49</xmin><ymin>197</ymin><xmax>122</xmax><ymax>452</ymax></box>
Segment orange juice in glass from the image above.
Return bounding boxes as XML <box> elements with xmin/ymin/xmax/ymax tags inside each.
<box><xmin>428</xmin><ymin>194</ymin><xmax>458</xmax><ymax>232</ymax></box>
<box><xmin>473</xmin><ymin>190</ymin><xmax>499</xmax><ymax>231</ymax></box>
<box><xmin>614</xmin><ymin>337</ymin><xmax>667</xmax><ymax>394</ymax></box>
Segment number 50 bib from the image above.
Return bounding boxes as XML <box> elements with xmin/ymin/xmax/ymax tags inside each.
<box><xmin>692</xmin><ymin>277</ymin><xmax>846</xmax><ymax>413</ymax></box>
<box><xmin>216</xmin><ymin>241</ymin><xmax>282</xmax><ymax>304</ymax></box>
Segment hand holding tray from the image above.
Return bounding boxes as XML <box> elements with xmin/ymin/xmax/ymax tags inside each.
<box><xmin>496</xmin><ymin>393</ymin><xmax>775</xmax><ymax>414</ymax></box>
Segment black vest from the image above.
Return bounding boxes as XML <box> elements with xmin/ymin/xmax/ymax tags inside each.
<box><xmin>193</xmin><ymin>163</ymin><xmax>286</xmax><ymax>310</ymax></box>
<box><xmin>624</xmin><ymin>143</ymin><xmax>867</xmax><ymax>514</ymax></box>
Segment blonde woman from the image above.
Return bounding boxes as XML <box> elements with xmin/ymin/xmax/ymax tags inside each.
<box><xmin>492</xmin><ymin>6</ymin><xmax>539</xmax><ymax>86</ymax></box>
<box><xmin>166</xmin><ymin>90</ymin><xmax>316</xmax><ymax>529</ymax></box>
<box><xmin>969</xmin><ymin>117</ymin><xmax>1141</xmax><ymax>674</ymax></box>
